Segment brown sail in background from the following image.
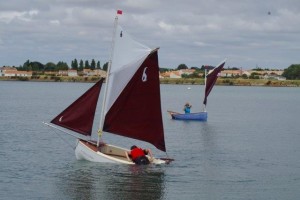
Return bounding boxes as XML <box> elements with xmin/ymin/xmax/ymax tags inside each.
<box><xmin>51</xmin><ymin>78</ymin><xmax>104</xmax><ymax>136</ymax></box>
<box><xmin>203</xmin><ymin>62</ymin><xmax>225</xmax><ymax>106</ymax></box>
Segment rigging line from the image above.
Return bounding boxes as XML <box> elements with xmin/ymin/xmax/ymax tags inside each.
<box><xmin>43</xmin><ymin>122</ymin><xmax>89</xmax><ymax>141</ymax></box>
<box><xmin>43</xmin><ymin>122</ymin><xmax>88</xmax><ymax>150</ymax></box>
<box><xmin>165</xmin><ymin>152</ymin><xmax>170</xmax><ymax>158</ymax></box>
<box><xmin>49</xmin><ymin>127</ymin><xmax>76</xmax><ymax>150</ymax></box>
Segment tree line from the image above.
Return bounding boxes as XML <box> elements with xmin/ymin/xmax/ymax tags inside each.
<box><xmin>16</xmin><ymin>59</ymin><xmax>109</xmax><ymax>72</ymax></box>
<box><xmin>12</xmin><ymin>60</ymin><xmax>300</xmax><ymax>80</ymax></box>
<box><xmin>167</xmin><ymin>63</ymin><xmax>300</xmax><ymax>80</ymax></box>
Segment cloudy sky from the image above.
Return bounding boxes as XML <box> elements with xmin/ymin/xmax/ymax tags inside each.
<box><xmin>1</xmin><ymin>0</ymin><xmax>299</xmax><ymax>69</ymax></box>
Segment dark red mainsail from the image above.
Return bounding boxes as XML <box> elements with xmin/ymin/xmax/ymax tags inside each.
<box><xmin>103</xmin><ymin>50</ymin><xmax>166</xmax><ymax>152</ymax></box>
<box><xmin>203</xmin><ymin>62</ymin><xmax>225</xmax><ymax>106</ymax></box>
<box><xmin>51</xmin><ymin>78</ymin><xmax>104</xmax><ymax>136</ymax></box>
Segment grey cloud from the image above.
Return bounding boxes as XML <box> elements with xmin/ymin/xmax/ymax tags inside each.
<box><xmin>1</xmin><ymin>0</ymin><xmax>300</xmax><ymax>69</ymax></box>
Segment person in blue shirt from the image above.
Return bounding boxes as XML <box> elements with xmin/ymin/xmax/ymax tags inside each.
<box><xmin>184</xmin><ymin>102</ymin><xmax>192</xmax><ymax>113</ymax></box>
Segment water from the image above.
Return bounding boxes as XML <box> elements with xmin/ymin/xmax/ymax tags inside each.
<box><xmin>1</xmin><ymin>81</ymin><xmax>300</xmax><ymax>200</ymax></box>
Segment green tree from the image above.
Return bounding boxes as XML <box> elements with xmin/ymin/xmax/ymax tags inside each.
<box><xmin>79</xmin><ymin>60</ymin><xmax>84</xmax><ymax>71</ymax></box>
<box><xmin>176</xmin><ymin>64</ymin><xmax>188</xmax><ymax>70</ymax></box>
<box><xmin>249</xmin><ymin>72</ymin><xmax>260</xmax><ymax>79</ymax></box>
<box><xmin>23</xmin><ymin>60</ymin><xmax>31</xmax><ymax>71</ymax></box>
<box><xmin>84</xmin><ymin>60</ymin><xmax>90</xmax><ymax>69</ymax></box>
<box><xmin>102</xmin><ymin>62</ymin><xmax>109</xmax><ymax>71</ymax></box>
<box><xmin>91</xmin><ymin>59</ymin><xmax>96</xmax><ymax>70</ymax></box>
<box><xmin>241</xmin><ymin>74</ymin><xmax>248</xmax><ymax>79</ymax></box>
<box><xmin>30</xmin><ymin>61</ymin><xmax>44</xmax><ymax>71</ymax></box>
<box><xmin>56</xmin><ymin>61</ymin><xmax>69</xmax><ymax>71</ymax></box>
<box><xmin>97</xmin><ymin>61</ymin><xmax>101</xmax><ymax>69</ymax></box>
<box><xmin>252</xmin><ymin>67</ymin><xmax>263</xmax><ymax>71</ymax></box>
<box><xmin>159</xmin><ymin>68</ymin><xmax>171</xmax><ymax>73</ymax></box>
<box><xmin>71</xmin><ymin>59</ymin><xmax>78</xmax><ymax>70</ymax></box>
<box><xmin>227</xmin><ymin>67</ymin><xmax>240</xmax><ymax>70</ymax></box>
<box><xmin>45</xmin><ymin>62</ymin><xmax>56</xmax><ymax>71</ymax></box>
<box><xmin>282</xmin><ymin>64</ymin><xmax>300</xmax><ymax>80</ymax></box>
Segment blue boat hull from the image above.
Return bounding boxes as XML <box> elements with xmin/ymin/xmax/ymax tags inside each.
<box><xmin>170</xmin><ymin>112</ymin><xmax>208</xmax><ymax>121</ymax></box>
<box><xmin>167</xmin><ymin>60</ymin><xmax>225</xmax><ymax>122</ymax></box>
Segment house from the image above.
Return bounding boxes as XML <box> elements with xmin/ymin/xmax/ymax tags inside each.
<box><xmin>220</xmin><ymin>70</ymin><xmax>242</xmax><ymax>77</ymax></box>
<box><xmin>83</xmin><ymin>69</ymin><xmax>94</xmax><ymax>76</ymax></box>
<box><xmin>160</xmin><ymin>71</ymin><xmax>181</xmax><ymax>78</ymax></box>
<box><xmin>263</xmin><ymin>74</ymin><xmax>286</xmax><ymax>80</ymax></box>
<box><xmin>57</xmin><ymin>69</ymin><xmax>77</xmax><ymax>76</ymax></box>
<box><xmin>160</xmin><ymin>71</ymin><xmax>171</xmax><ymax>78</ymax></box>
<box><xmin>58</xmin><ymin>70</ymin><xmax>68</xmax><ymax>76</ymax></box>
<box><xmin>82</xmin><ymin>69</ymin><xmax>107</xmax><ymax>77</ymax></box>
<box><xmin>93</xmin><ymin>69</ymin><xmax>107</xmax><ymax>78</ymax></box>
<box><xmin>179</xmin><ymin>69</ymin><xmax>195</xmax><ymax>76</ymax></box>
<box><xmin>241</xmin><ymin>70</ymin><xmax>251</xmax><ymax>77</ymax></box>
<box><xmin>170</xmin><ymin>71</ymin><xmax>181</xmax><ymax>78</ymax></box>
<box><xmin>265</xmin><ymin>70</ymin><xmax>284</xmax><ymax>76</ymax></box>
<box><xmin>67</xmin><ymin>70</ymin><xmax>78</xmax><ymax>77</ymax></box>
<box><xmin>0</xmin><ymin>66</ymin><xmax>32</xmax><ymax>77</ymax></box>
<box><xmin>229</xmin><ymin>70</ymin><xmax>285</xmax><ymax>79</ymax></box>
<box><xmin>160</xmin><ymin>69</ymin><xmax>196</xmax><ymax>78</ymax></box>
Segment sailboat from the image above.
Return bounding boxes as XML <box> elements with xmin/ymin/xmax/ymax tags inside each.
<box><xmin>44</xmin><ymin>11</ymin><xmax>172</xmax><ymax>165</ymax></box>
<box><xmin>168</xmin><ymin>60</ymin><xmax>225</xmax><ymax>121</ymax></box>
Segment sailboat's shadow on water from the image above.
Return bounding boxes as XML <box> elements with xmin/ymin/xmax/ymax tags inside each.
<box><xmin>54</xmin><ymin>161</ymin><xmax>166</xmax><ymax>200</ymax></box>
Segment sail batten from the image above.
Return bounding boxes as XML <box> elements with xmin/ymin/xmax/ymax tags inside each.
<box><xmin>51</xmin><ymin>79</ymin><xmax>104</xmax><ymax>136</ymax></box>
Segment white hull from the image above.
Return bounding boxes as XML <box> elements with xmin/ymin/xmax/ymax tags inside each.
<box><xmin>75</xmin><ymin>140</ymin><xmax>166</xmax><ymax>165</ymax></box>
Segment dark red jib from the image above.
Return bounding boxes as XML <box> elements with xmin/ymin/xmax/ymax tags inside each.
<box><xmin>51</xmin><ymin>78</ymin><xmax>104</xmax><ymax>136</ymax></box>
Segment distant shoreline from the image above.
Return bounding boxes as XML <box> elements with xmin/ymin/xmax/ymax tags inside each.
<box><xmin>160</xmin><ymin>78</ymin><xmax>300</xmax><ymax>87</ymax></box>
<box><xmin>1</xmin><ymin>76</ymin><xmax>299</xmax><ymax>87</ymax></box>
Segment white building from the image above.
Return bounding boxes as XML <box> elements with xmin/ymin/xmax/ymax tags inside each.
<box><xmin>0</xmin><ymin>67</ymin><xmax>32</xmax><ymax>77</ymax></box>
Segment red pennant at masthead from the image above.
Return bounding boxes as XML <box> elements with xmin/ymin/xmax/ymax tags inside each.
<box><xmin>117</xmin><ymin>10</ymin><xmax>122</xmax><ymax>15</ymax></box>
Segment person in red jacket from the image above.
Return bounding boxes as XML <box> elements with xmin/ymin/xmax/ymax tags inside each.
<box><xmin>127</xmin><ymin>145</ymin><xmax>153</xmax><ymax>165</ymax></box>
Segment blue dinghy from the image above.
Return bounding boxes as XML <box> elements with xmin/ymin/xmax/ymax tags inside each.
<box><xmin>168</xmin><ymin>60</ymin><xmax>225</xmax><ymax>121</ymax></box>
<box><xmin>168</xmin><ymin>111</ymin><xmax>208</xmax><ymax>121</ymax></box>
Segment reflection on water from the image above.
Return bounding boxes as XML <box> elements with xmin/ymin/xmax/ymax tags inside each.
<box><xmin>105</xmin><ymin>165</ymin><xmax>166</xmax><ymax>200</ymax></box>
<box><xmin>56</xmin><ymin>162</ymin><xmax>166</xmax><ymax>200</ymax></box>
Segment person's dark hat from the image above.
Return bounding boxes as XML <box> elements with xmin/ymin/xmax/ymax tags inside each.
<box><xmin>131</xmin><ymin>145</ymin><xmax>137</xmax><ymax>150</ymax></box>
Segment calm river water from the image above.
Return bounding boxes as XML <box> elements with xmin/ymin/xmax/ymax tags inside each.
<box><xmin>1</xmin><ymin>81</ymin><xmax>300</xmax><ymax>200</ymax></box>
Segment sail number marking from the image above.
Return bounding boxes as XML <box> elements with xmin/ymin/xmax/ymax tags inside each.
<box><xmin>142</xmin><ymin>67</ymin><xmax>148</xmax><ymax>82</ymax></box>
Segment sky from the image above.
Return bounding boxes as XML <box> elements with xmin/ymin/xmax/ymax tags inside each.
<box><xmin>1</xmin><ymin>0</ymin><xmax>300</xmax><ymax>70</ymax></box>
